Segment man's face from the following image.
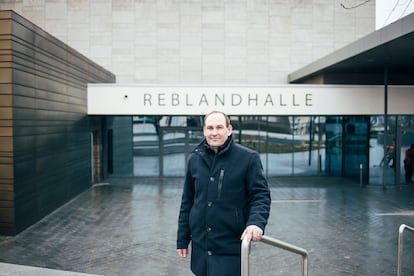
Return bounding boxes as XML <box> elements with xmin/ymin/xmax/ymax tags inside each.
<box><xmin>203</xmin><ymin>113</ymin><xmax>232</xmax><ymax>152</ymax></box>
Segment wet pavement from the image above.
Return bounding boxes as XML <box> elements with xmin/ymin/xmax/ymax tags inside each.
<box><xmin>1</xmin><ymin>177</ymin><xmax>414</xmax><ymax>275</ymax></box>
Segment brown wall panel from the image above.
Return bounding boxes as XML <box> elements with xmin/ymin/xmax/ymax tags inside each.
<box><xmin>0</xmin><ymin>68</ymin><xmax>12</xmax><ymax>82</ymax></box>
<box><xmin>0</xmin><ymin>83</ymin><xmax>12</xmax><ymax>93</ymax></box>
<box><xmin>0</xmin><ymin>95</ymin><xmax>12</xmax><ymax>105</ymax></box>
<box><xmin>0</xmin><ymin>137</ymin><xmax>12</xmax><ymax>151</ymax></box>
<box><xmin>0</xmin><ymin>50</ymin><xmax>13</xmax><ymax>234</ymax></box>
<box><xmin>0</xmin><ymin>19</ymin><xmax>11</xmax><ymax>34</ymax></box>
<box><xmin>0</xmin><ymin>208</ymin><xmax>14</xmax><ymax>222</ymax></box>
<box><xmin>0</xmin><ymin>10</ymin><xmax>115</xmax><ymax>235</ymax></box>
<box><xmin>0</xmin><ymin>107</ymin><xmax>12</xmax><ymax>118</ymax></box>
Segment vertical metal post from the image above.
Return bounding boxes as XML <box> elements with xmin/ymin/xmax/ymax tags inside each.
<box><xmin>241</xmin><ymin>237</ymin><xmax>250</xmax><ymax>276</ymax></box>
<box><xmin>159</xmin><ymin>128</ymin><xmax>164</xmax><ymax>177</ymax></box>
<box><xmin>398</xmin><ymin>225</ymin><xmax>405</xmax><ymax>276</ymax></box>
<box><xmin>309</xmin><ymin>117</ymin><xmax>313</xmax><ymax>166</ymax></box>
<box><xmin>360</xmin><ymin>163</ymin><xmax>363</xmax><ymax>187</ymax></box>
<box><xmin>238</xmin><ymin>116</ymin><xmax>242</xmax><ymax>144</ymax></box>
<box><xmin>292</xmin><ymin>117</ymin><xmax>295</xmax><ymax>176</ymax></box>
<box><xmin>90</xmin><ymin>132</ymin><xmax>94</xmax><ymax>184</ymax></box>
<box><xmin>266</xmin><ymin>116</ymin><xmax>269</xmax><ymax>179</ymax></box>
<box><xmin>396</xmin><ymin>126</ymin><xmax>401</xmax><ymax>185</ymax></box>
<box><xmin>319</xmin><ymin>154</ymin><xmax>322</xmax><ymax>173</ymax></box>
<box><xmin>382</xmin><ymin>66</ymin><xmax>388</xmax><ymax>190</ymax></box>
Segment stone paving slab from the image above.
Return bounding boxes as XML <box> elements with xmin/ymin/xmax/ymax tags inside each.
<box><xmin>1</xmin><ymin>177</ymin><xmax>414</xmax><ymax>275</ymax></box>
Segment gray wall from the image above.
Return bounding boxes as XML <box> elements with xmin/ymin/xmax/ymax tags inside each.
<box><xmin>0</xmin><ymin>10</ymin><xmax>115</xmax><ymax>235</ymax></box>
<box><xmin>0</xmin><ymin>1</ymin><xmax>375</xmax><ymax>84</ymax></box>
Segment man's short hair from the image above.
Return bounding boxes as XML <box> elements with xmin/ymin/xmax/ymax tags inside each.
<box><xmin>204</xmin><ymin>111</ymin><xmax>231</xmax><ymax>127</ymax></box>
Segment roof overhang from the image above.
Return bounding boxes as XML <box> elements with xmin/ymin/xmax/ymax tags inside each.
<box><xmin>288</xmin><ymin>13</ymin><xmax>414</xmax><ymax>85</ymax></box>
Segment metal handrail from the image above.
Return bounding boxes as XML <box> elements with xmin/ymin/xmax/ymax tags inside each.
<box><xmin>397</xmin><ymin>224</ymin><xmax>414</xmax><ymax>276</ymax></box>
<box><xmin>241</xmin><ymin>235</ymin><xmax>309</xmax><ymax>276</ymax></box>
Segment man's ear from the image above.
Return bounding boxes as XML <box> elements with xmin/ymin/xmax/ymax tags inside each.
<box><xmin>227</xmin><ymin>124</ymin><xmax>233</xmax><ymax>136</ymax></box>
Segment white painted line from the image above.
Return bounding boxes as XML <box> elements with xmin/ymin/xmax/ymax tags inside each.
<box><xmin>271</xmin><ymin>199</ymin><xmax>322</xmax><ymax>203</ymax></box>
<box><xmin>376</xmin><ymin>211</ymin><xmax>414</xmax><ymax>216</ymax></box>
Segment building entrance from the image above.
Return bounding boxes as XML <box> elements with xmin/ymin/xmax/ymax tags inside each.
<box><xmin>132</xmin><ymin>115</ymin><xmax>328</xmax><ymax>177</ymax></box>
<box><xmin>122</xmin><ymin>114</ymin><xmax>414</xmax><ymax>183</ymax></box>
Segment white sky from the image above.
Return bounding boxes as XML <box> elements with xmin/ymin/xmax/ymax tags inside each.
<box><xmin>376</xmin><ymin>0</ymin><xmax>414</xmax><ymax>29</ymax></box>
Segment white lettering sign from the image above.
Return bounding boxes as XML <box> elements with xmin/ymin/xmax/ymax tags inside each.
<box><xmin>87</xmin><ymin>85</ymin><xmax>414</xmax><ymax>115</ymax></box>
<box><xmin>140</xmin><ymin>92</ymin><xmax>313</xmax><ymax>108</ymax></box>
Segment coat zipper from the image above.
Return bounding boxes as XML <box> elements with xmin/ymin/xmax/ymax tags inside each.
<box><xmin>217</xmin><ymin>169</ymin><xmax>224</xmax><ymax>200</ymax></box>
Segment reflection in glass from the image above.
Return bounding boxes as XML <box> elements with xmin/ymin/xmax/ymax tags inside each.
<box><xmin>342</xmin><ymin>116</ymin><xmax>369</xmax><ymax>181</ymax></box>
<box><xmin>129</xmin><ymin>114</ymin><xmax>414</xmax><ymax>183</ymax></box>
<box><xmin>292</xmin><ymin>116</ymin><xmax>326</xmax><ymax>176</ymax></box>
<box><xmin>133</xmin><ymin>116</ymin><xmax>160</xmax><ymax>176</ymax></box>
<box><xmin>162</xmin><ymin>129</ymin><xmax>186</xmax><ymax>176</ymax></box>
<box><xmin>234</xmin><ymin>116</ymin><xmax>326</xmax><ymax>177</ymax></box>
<box><xmin>265</xmin><ymin>116</ymin><xmax>293</xmax><ymax>176</ymax></box>
<box><xmin>161</xmin><ymin>116</ymin><xmax>204</xmax><ymax>177</ymax></box>
<box><xmin>369</xmin><ymin>115</ymin><xmax>397</xmax><ymax>185</ymax></box>
<box><xmin>325</xmin><ymin>116</ymin><xmax>342</xmax><ymax>175</ymax></box>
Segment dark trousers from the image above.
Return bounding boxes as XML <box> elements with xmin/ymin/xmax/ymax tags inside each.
<box><xmin>405</xmin><ymin>163</ymin><xmax>413</xmax><ymax>182</ymax></box>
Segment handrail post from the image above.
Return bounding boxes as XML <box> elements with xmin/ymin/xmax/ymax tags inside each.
<box><xmin>241</xmin><ymin>235</ymin><xmax>251</xmax><ymax>276</ymax></box>
<box><xmin>397</xmin><ymin>224</ymin><xmax>414</xmax><ymax>276</ymax></box>
<box><xmin>241</xmin><ymin>235</ymin><xmax>309</xmax><ymax>276</ymax></box>
<box><xmin>398</xmin><ymin>225</ymin><xmax>404</xmax><ymax>276</ymax></box>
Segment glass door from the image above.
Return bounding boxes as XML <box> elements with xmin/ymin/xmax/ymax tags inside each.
<box><xmin>342</xmin><ymin>116</ymin><xmax>369</xmax><ymax>182</ymax></box>
<box><xmin>325</xmin><ymin>116</ymin><xmax>343</xmax><ymax>176</ymax></box>
<box><xmin>161</xmin><ymin>116</ymin><xmax>204</xmax><ymax>177</ymax></box>
<box><xmin>292</xmin><ymin>116</ymin><xmax>326</xmax><ymax>176</ymax></box>
<box><xmin>133</xmin><ymin>116</ymin><xmax>160</xmax><ymax>176</ymax></box>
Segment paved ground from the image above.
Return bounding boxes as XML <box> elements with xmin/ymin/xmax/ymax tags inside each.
<box><xmin>1</xmin><ymin>177</ymin><xmax>414</xmax><ymax>276</ymax></box>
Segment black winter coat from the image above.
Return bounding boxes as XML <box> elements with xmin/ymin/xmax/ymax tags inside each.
<box><xmin>177</xmin><ymin>135</ymin><xmax>271</xmax><ymax>276</ymax></box>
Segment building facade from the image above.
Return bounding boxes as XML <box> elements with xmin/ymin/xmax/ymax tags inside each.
<box><xmin>1</xmin><ymin>1</ymin><xmax>414</xmax><ymax>235</ymax></box>
<box><xmin>0</xmin><ymin>0</ymin><xmax>375</xmax><ymax>84</ymax></box>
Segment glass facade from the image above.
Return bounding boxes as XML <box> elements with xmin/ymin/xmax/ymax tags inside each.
<box><xmin>369</xmin><ymin>115</ymin><xmax>414</xmax><ymax>185</ymax></box>
<box><xmin>132</xmin><ymin>115</ymin><xmax>327</xmax><ymax>178</ymax></box>
<box><xmin>127</xmin><ymin>114</ymin><xmax>414</xmax><ymax>185</ymax></box>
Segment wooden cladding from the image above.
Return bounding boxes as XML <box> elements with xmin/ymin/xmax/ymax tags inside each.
<box><xmin>0</xmin><ymin>10</ymin><xmax>115</xmax><ymax>235</ymax></box>
<box><xmin>0</xmin><ymin>13</ymin><xmax>14</xmax><ymax>233</ymax></box>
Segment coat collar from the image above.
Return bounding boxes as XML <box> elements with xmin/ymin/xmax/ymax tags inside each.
<box><xmin>196</xmin><ymin>135</ymin><xmax>234</xmax><ymax>155</ymax></box>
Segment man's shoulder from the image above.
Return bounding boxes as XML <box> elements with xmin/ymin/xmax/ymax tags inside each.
<box><xmin>233</xmin><ymin>142</ymin><xmax>257</xmax><ymax>155</ymax></box>
<box><xmin>189</xmin><ymin>143</ymin><xmax>207</xmax><ymax>158</ymax></box>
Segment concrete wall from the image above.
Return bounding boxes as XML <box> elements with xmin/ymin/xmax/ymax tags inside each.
<box><xmin>0</xmin><ymin>10</ymin><xmax>116</xmax><ymax>235</ymax></box>
<box><xmin>0</xmin><ymin>0</ymin><xmax>375</xmax><ymax>84</ymax></box>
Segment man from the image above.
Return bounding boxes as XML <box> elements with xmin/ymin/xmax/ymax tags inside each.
<box><xmin>177</xmin><ymin>111</ymin><xmax>271</xmax><ymax>276</ymax></box>
<box><xmin>389</xmin><ymin>139</ymin><xmax>397</xmax><ymax>168</ymax></box>
<box><xmin>404</xmin><ymin>144</ymin><xmax>414</xmax><ymax>183</ymax></box>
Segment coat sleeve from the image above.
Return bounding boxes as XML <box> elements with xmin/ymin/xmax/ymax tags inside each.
<box><xmin>245</xmin><ymin>152</ymin><xmax>271</xmax><ymax>232</ymax></box>
<box><xmin>177</xmin><ymin>157</ymin><xmax>195</xmax><ymax>249</ymax></box>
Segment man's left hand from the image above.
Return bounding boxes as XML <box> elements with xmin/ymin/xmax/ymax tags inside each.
<box><xmin>240</xmin><ymin>225</ymin><xmax>263</xmax><ymax>242</ymax></box>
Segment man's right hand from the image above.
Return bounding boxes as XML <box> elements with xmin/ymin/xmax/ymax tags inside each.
<box><xmin>177</xmin><ymin>248</ymin><xmax>189</xmax><ymax>258</ymax></box>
